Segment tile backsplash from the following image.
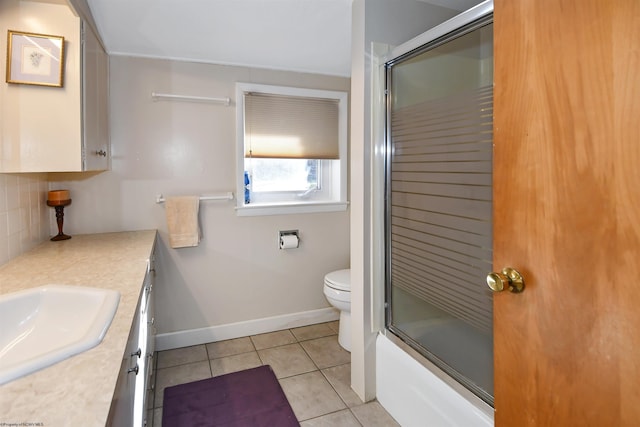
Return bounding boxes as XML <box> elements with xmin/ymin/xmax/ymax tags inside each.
<box><xmin>0</xmin><ymin>173</ymin><xmax>50</xmax><ymax>265</ymax></box>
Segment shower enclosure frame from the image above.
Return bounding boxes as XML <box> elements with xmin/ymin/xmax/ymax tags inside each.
<box><xmin>382</xmin><ymin>0</ymin><xmax>495</xmax><ymax>408</ymax></box>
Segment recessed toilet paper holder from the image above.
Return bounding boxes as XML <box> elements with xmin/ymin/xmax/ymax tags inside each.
<box><xmin>278</xmin><ymin>230</ymin><xmax>300</xmax><ymax>249</ymax></box>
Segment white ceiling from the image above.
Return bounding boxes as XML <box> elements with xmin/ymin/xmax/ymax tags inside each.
<box><xmin>85</xmin><ymin>0</ymin><xmax>480</xmax><ymax>77</ymax></box>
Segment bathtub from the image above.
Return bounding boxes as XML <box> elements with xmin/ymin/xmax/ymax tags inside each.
<box><xmin>376</xmin><ymin>333</ymin><xmax>494</xmax><ymax>427</ymax></box>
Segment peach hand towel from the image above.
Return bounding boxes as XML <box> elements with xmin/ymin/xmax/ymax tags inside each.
<box><xmin>165</xmin><ymin>196</ymin><xmax>200</xmax><ymax>248</ymax></box>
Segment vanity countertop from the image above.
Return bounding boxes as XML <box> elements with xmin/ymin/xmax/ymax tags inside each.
<box><xmin>0</xmin><ymin>230</ymin><xmax>157</xmax><ymax>426</ymax></box>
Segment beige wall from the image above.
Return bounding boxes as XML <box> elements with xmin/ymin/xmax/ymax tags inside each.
<box><xmin>49</xmin><ymin>56</ymin><xmax>351</xmax><ymax>335</ymax></box>
<box><xmin>0</xmin><ymin>173</ymin><xmax>50</xmax><ymax>264</ymax></box>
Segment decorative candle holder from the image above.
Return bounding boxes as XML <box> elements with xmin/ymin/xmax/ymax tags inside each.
<box><xmin>47</xmin><ymin>190</ymin><xmax>72</xmax><ymax>241</ymax></box>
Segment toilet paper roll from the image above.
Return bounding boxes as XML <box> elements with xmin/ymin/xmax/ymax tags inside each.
<box><xmin>279</xmin><ymin>234</ymin><xmax>299</xmax><ymax>249</ymax></box>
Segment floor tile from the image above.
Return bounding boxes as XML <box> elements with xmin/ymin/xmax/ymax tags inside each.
<box><xmin>258</xmin><ymin>343</ymin><xmax>317</xmax><ymax>378</ymax></box>
<box><xmin>153</xmin><ymin>361</ymin><xmax>211</xmax><ymax>407</ymax></box>
<box><xmin>321</xmin><ymin>363</ymin><xmax>363</xmax><ymax>407</ymax></box>
<box><xmin>205</xmin><ymin>336</ymin><xmax>254</xmax><ymax>358</ymax></box>
<box><xmin>327</xmin><ymin>321</ymin><xmax>340</xmax><ymax>334</ymax></box>
<box><xmin>210</xmin><ymin>351</ymin><xmax>263</xmax><ymax>376</ymax></box>
<box><xmin>301</xmin><ymin>335</ymin><xmax>351</xmax><ymax>369</ymax></box>
<box><xmin>151</xmin><ymin>323</ymin><xmax>399</xmax><ymax>427</ymax></box>
<box><xmin>300</xmin><ymin>409</ymin><xmax>361</xmax><ymax>426</ymax></box>
<box><xmin>156</xmin><ymin>344</ymin><xmax>207</xmax><ymax>369</ymax></box>
<box><xmin>291</xmin><ymin>323</ymin><xmax>336</xmax><ymax>341</ymax></box>
<box><xmin>351</xmin><ymin>401</ymin><xmax>401</xmax><ymax>427</ymax></box>
<box><xmin>152</xmin><ymin>407</ymin><xmax>162</xmax><ymax>427</ymax></box>
<box><xmin>250</xmin><ymin>329</ymin><xmax>297</xmax><ymax>350</ymax></box>
<box><xmin>145</xmin><ymin>409</ymin><xmax>153</xmax><ymax>427</ymax></box>
<box><xmin>279</xmin><ymin>371</ymin><xmax>346</xmax><ymax>421</ymax></box>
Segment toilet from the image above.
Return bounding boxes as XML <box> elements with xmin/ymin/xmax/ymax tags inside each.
<box><xmin>323</xmin><ymin>269</ymin><xmax>351</xmax><ymax>352</ymax></box>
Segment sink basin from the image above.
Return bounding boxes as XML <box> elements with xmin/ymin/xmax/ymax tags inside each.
<box><xmin>0</xmin><ymin>285</ymin><xmax>120</xmax><ymax>384</ymax></box>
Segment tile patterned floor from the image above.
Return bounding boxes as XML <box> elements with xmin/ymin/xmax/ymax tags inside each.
<box><xmin>148</xmin><ymin>321</ymin><xmax>400</xmax><ymax>426</ymax></box>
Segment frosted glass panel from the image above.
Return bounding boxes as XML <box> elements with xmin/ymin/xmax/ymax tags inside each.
<box><xmin>386</xmin><ymin>22</ymin><xmax>494</xmax><ymax>404</ymax></box>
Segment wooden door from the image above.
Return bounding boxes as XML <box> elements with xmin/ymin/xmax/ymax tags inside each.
<box><xmin>493</xmin><ymin>1</ymin><xmax>639</xmax><ymax>425</ymax></box>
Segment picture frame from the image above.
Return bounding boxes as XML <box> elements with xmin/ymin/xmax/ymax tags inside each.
<box><xmin>6</xmin><ymin>30</ymin><xmax>65</xmax><ymax>87</ymax></box>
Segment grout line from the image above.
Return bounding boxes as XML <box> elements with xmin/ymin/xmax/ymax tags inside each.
<box><xmin>297</xmin><ymin>337</ymin><xmax>321</xmax><ymax>371</ymax></box>
<box><xmin>152</xmin><ymin>322</ymin><xmax>350</xmax><ymax>423</ymax></box>
<box><xmin>203</xmin><ymin>341</ymin><xmax>211</xmax><ymax>361</ymax></box>
<box><xmin>150</xmin><ymin>352</ymin><xmax>159</xmax><ymax>425</ymax></box>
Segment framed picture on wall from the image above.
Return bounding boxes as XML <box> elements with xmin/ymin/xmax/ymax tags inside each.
<box><xmin>6</xmin><ymin>30</ymin><xmax>65</xmax><ymax>87</ymax></box>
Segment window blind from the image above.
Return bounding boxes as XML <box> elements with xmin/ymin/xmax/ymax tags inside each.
<box><xmin>244</xmin><ymin>92</ymin><xmax>340</xmax><ymax>159</ymax></box>
<box><xmin>389</xmin><ymin>85</ymin><xmax>493</xmax><ymax>333</ymax></box>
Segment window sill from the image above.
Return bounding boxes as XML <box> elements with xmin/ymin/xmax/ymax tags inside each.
<box><xmin>236</xmin><ymin>201</ymin><xmax>349</xmax><ymax>216</ymax></box>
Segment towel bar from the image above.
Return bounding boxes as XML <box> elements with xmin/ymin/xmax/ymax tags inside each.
<box><xmin>151</xmin><ymin>92</ymin><xmax>231</xmax><ymax>106</ymax></box>
<box><xmin>156</xmin><ymin>193</ymin><xmax>234</xmax><ymax>204</ymax></box>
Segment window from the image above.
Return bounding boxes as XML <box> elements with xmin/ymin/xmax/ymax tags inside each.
<box><xmin>236</xmin><ymin>83</ymin><xmax>348</xmax><ymax>216</ymax></box>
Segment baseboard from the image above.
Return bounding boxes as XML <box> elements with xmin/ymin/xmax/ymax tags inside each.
<box><xmin>155</xmin><ymin>307</ymin><xmax>340</xmax><ymax>351</ymax></box>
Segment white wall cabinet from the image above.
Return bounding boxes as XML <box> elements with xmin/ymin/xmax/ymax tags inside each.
<box><xmin>108</xmin><ymin>252</ymin><xmax>156</xmax><ymax>427</ymax></box>
<box><xmin>0</xmin><ymin>0</ymin><xmax>109</xmax><ymax>172</ymax></box>
<box><xmin>80</xmin><ymin>22</ymin><xmax>110</xmax><ymax>171</ymax></box>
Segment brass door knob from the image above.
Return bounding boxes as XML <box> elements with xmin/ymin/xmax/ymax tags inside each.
<box><xmin>486</xmin><ymin>268</ymin><xmax>525</xmax><ymax>293</ymax></box>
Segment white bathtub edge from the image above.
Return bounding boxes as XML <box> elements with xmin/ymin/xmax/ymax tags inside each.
<box><xmin>376</xmin><ymin>333</ymin><xmax>494</xmax><ymax>427</ymax></box>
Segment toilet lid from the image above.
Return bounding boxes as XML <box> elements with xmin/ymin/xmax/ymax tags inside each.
<box><xmin>325</xmin><ymin>269</ymin><xmax>351</xmax><ymax>291</ymax></box>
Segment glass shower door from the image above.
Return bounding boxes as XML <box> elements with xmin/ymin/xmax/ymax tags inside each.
<box><xmin>385</xmin><ymin>18</ymin><xmax>494</xmax><ymax>404</ymax></box>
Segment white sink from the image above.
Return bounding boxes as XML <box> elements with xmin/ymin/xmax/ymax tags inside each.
<box><xmin>0</xmin><ymin>285</ymin><xmax>120</xmax><ymax>384</ymax></box>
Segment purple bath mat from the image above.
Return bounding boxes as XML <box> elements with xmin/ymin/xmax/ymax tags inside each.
<box><xmin>162</xmin><ymin>365</ymin><xmax>300</xmax><ymax>427</ymax></box>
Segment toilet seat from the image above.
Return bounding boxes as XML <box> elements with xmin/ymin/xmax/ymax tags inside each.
<box><xmin>324</xmin><ymin>269</ymin><xmax>351</xmax><ymax>292</ymax></box>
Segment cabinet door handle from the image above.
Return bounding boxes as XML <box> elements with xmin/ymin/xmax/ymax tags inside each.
<box><xmin>96</xmin><ymin>149</ymin><xmax>107</xmax><ymax>157</ymax></box>
<box><xmin>128</xmin><ymin>364</ymin><xmax>139</xmax><ymax>375</ymax></box>
<box><xmin>131</xmin><ymin>348</ymin><xmax>142</xmax><ymax>358</ymax></box>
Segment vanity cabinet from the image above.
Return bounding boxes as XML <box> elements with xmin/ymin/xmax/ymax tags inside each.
<box><xmin>0</xmin><ymin>0</ymin><xmax>109</xmax><ymax>172</ymax></box>
<box><xmin>141</xmin><ymin>253</ymin><xmax>157</xmax><ymax>426</ymax></box>
<box><xmin>108</xmin><ymin>299</ymin><xmax>140</xmax><ymax>426</ymax></box>
<box><xmin>0</xmin><ymin>231</ymin><xmax>157</xmax><ymax>425</ymax></box>
<box><xmin>108</xmin><ymin>251</ymin><xmax>156</xmax><ymax>427</ymax></box>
